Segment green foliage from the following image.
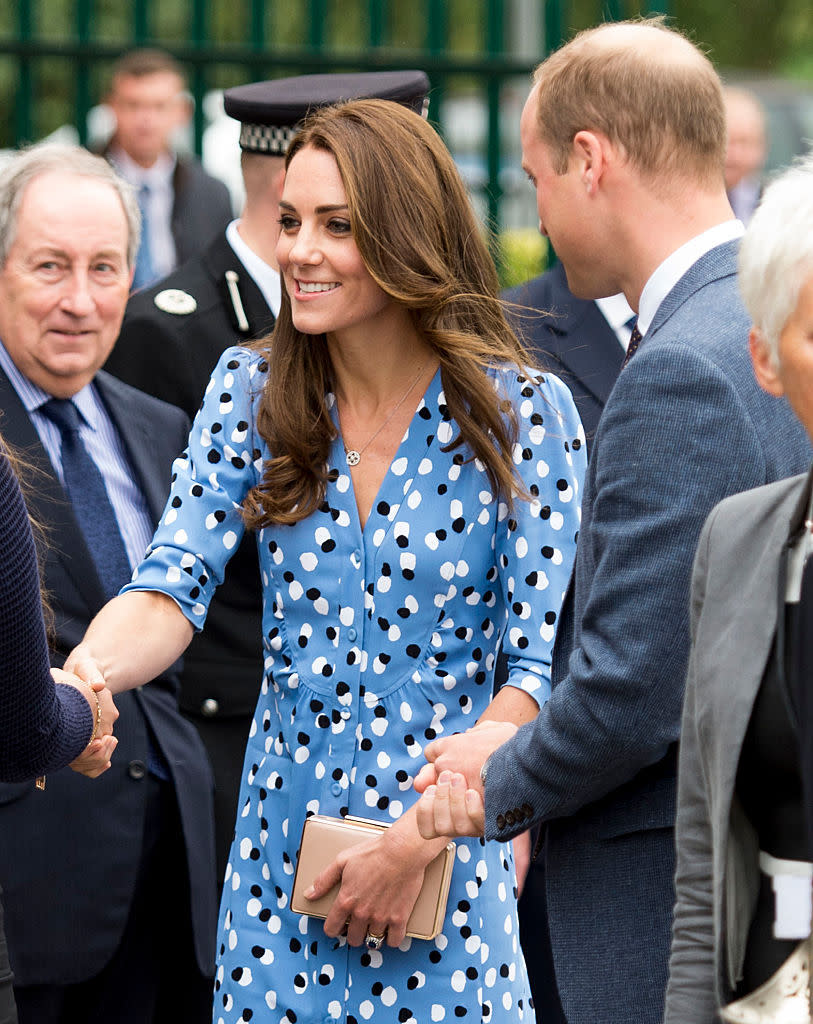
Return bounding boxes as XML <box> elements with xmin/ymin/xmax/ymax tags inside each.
<box><xmin>496</xmin><ymin>228</ymin><xmax>548</xmax><ymax>290</ymax></box>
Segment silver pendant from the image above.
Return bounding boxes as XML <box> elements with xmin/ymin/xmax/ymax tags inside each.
<box><xmin>345</xmin><ymin>449</ymin><xmax>361</xmax><ymax>467</ymax></box>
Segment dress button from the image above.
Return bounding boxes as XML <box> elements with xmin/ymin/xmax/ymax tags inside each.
<box><xmin>331</xmin><ymin>782</ymin><xmax>342</xmax><ymax>796</ymax></box>
<box><xmin>496</xmin><ymin>814</ymin><xmax>506</xmax><ymax>830</ymax></box>
<box><xmin>201</xmin><ymin>698</ymin><xmax>220</xmax><ymax>717</ymax></box>
<box><xmin>340</xmin><ymin>709</ymin><xmax>351</xmax><ymax>720</ymax></box>
<box><xmin>353</xmin><ymin>548</ymin><xmax>362</xmax><ymax>563</ymax></box>
<box><xmin>347</xmin><ymin>627</ymin><xmax>357</xmax><ymax>642</ymax></box>
<box><xmin>128</xmin><ymin>759</ymin><xmax>147</xmax><ymax>781</ymax></box>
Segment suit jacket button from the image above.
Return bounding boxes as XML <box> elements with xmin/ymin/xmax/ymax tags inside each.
<box><xmin>127</xmin><ymin>760</ymin><xmax>147</xmax><ymax>781</ymax></box>
<box><xmin>521</xmin><ymin>803</ymin><xmax>533</xmax><ymax>817</ymax></box>
<box><xmin>496</xmin><ymin>814</ymin><xmax>506</xmax><ymax>830</ymax></box>
<box><xmin>505</xmin><ymin>811</ymin><xmax>516</xmax><ymax>827</ymax></box>
<box><xmin>201</xmin><ymin>698</ymin><xmax>220</xmax><ymax>717</ymax></box>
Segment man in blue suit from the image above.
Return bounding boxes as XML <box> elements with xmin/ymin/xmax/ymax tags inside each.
<box><xmin>503</xmin><ymin>262</ymin><xmax>629</xmax><ymax>452</ymax></box>
<box><xmin>416</xmin><ymin>19</ymin><xmax>812</xmax><ymax>1024</ymax></box>
<box><xmin>0</xmin><ymin>144</ymin><xmax>216</xmax><ymax>1024</ymax></box>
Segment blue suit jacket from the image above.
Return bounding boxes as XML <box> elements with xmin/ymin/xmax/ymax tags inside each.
<box><xmin>486</xmin><ymin>241</ymin><xmax>813</xmax><ymax>1024</ymax></box>
<box><xmin>0</xmin><ymin>369</ymin><xmax>217</xmax><ymax>985</ymax></box>
<box><xmin>503</xmin><ymin>262</ymin><xmax>625</xmax><ymax>451</ymax></box>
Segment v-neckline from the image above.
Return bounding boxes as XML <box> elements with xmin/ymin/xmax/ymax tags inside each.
<box><xmin>328</xmin><ymin>369</ymin><xmax>443</xmax><ymax>537</ymax></box>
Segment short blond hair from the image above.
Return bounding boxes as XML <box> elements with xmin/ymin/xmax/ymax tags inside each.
<box><xmin>532</xmin><ymin>19</ymin><xmax>726</xmax><ymax>186</ymax></box>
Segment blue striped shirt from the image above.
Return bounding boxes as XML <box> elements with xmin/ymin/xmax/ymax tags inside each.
<box><xmin>0</xmin><ymin>342</ymin><xmax>154</xmax><ymax>574</ymax></box>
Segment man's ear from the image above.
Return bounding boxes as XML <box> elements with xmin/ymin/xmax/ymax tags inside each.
<box><xmin>749</xmin><ymin>326</ymin><xmax>784</xmax><ymax>397</ymax></box>
<box><xmin>571</xmin><ymin>130</ymin><xmax>605</xmax><ymax>195</ymax></box>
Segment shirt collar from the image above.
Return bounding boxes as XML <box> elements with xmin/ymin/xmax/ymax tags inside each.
<box><xmin>0</xmin><ymin>338</ymin><xmax>99</xmax><ymax>427</ymax></box>
<box><xmin>594</xmin><ymin>292</ymin><xmax>635</xmax><ymax>333</ymax></box>
<box><xmin>637</xmin><ymin>219</ymin><xmax>745</xmax><ymax>336</ymax></box>
<box><xmin>226</xmin><ymin>219</ymin><xmax>282</xmax><ymax>317</ymax></box>
<box><xmin>109</xmin><ymin>146</ymin><xmax>176</xmax><ymax>189</ymax></box>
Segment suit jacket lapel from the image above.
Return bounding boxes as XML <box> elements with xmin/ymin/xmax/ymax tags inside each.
<box><xmin>547</xmin><ymin>299</ymin><xmax>625</xmax><ymax>406</ymax></box>
<box><xmin>94</xmin><ymin>371</ymin><xmax>173</xmax><ymax>524</ymax></box>
<box><xmin>773</xmin><ymin>466</ymin><xmax>813</xmax><ymax>731</ymax></box>
<box><xmin>521</xmin><ymin>263</ymin><xmax>624</xmax><ymax>407</ymax></box>
<box><xmin>648</xmin><ymin>239</ymin><xmax>739</xmax><ymax>339</ymax></box>
<box><xmin>0</xmin><ymin>369</ymin><xmax>107</xmax><ymax>612</ymax></box>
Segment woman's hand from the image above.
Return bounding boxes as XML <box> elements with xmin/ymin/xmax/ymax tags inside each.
<box><xmin>416</xmin><ymin>770</ymin><xmax>486</xmax><ymax>839</ymax></box>
<box><xmin>304</xmin><ymin>812</ymin><xmax>449</xmax><ymax>949</ymax></box>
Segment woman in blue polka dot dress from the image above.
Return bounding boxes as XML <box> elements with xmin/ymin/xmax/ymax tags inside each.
<box><xmin>70</xmin><ymin>99</ymin><xmax>585</xmax><ymax>1023</ymax></box>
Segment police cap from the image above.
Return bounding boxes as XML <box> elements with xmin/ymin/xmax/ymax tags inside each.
<box><xmin>224</xmin><ymin>70</ymin><xmax>430</xmax><ymax>156</ymax></box>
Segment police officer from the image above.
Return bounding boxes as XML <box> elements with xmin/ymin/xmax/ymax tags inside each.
<box><xmin>104</xmin><ymin>70</ymin><xmax>430</xmax><ymax>885</ymax></box>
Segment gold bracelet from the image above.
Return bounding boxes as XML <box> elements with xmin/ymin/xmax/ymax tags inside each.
<box><xmin>84</xmin><ymin>683</ymin><xmax>102</xmax><ymax>743</ymax></box>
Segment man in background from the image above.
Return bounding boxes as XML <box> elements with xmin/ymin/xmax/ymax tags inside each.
<box><xmin>723</xmin><ymin>85</ymin><xmax>767</xmax><ymax>225</ymax></box>
<box><xmin>102</xmin><ymin>48</ymin><xmax>232</xmax><ymax>290</ymax></box>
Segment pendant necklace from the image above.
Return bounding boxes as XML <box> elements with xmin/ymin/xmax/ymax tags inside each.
<box><xmin>343</xmin><ymin>360</ymin><xmax>429</xmax><ymax>467</ymax></box>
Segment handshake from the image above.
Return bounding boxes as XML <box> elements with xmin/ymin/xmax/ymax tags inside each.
<box><xmin>54</xmin><ymin>656</ymin><xmax>119</xmax><ymax>780</ymax></box>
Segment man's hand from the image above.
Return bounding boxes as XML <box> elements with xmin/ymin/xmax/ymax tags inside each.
<box><xmin>413</xmin><ymin>719</ymin><xmax>518</xmax><ymax>794</ymax></box>
<box><xmin>413</xmin><ymin>720</ymin><xmax>518</xmax><ymax>839</ymax></box>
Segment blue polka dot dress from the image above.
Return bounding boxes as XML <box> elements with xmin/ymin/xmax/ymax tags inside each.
<box><xmin>126</xmin><ymin>346</ymin><xmax>586</xmax><ymax>1024</ymax></box>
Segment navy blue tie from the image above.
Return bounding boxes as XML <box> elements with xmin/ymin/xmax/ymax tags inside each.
<box><xmin>622</xmin><ymin>322</ymin><xmax>643</xmax><ymax>368</ymax></box>
<box><xmin>40</xmin><ymin>398</ymin><xmax>132</xmax><ymax>600</ymax></box>
<box><xmin>40</xmin><ymin>398</ymin><xmax>170</xmax><ymax>780</ymax></box>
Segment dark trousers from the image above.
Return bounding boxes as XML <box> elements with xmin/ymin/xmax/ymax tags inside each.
<box><xmin>15</xmin><ymin>776</ymin><xmax>212</xmax><ymax>1024</ymax></box>
<box><xmin>0</xmin><ymin>896</ymin><xmax>17</xmax><ymax>1024</ymax></box>
<box><xmin>185</xmin><ymin>713</ymin><xmax>250</xmax><ymax>890</ymax></box>
<box><xmin>519</xmin><ymin>850</ymin><xmax>568</xmax><ymax>1024</ymax></box>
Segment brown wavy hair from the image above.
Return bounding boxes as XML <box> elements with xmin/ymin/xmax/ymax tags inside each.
<box><xmin>243</xmin><ymin>98</ymin><xmax>535</xmax><ymax>529</ymax></box>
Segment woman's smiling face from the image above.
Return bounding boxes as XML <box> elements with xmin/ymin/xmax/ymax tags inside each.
<box><xmin>277</xmin><ymin>145</ymin><xmax>401</xmax><ymax>344</ymax></box>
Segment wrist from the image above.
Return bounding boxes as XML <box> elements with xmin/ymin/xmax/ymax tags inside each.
<box><xmin>389</xmin><ymin>811</ymin><xmax>450</xmax><ymax>864</ymax></box>
<box><xmin>75</xmin><ymin>681</ymin><xmax>102</xmax><ymax>742</ymax></box>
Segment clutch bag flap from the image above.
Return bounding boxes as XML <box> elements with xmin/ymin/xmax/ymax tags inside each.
<box><xmin>290</xmin><ymin>814</ymin><xmax>456</xmax><ymax>940</ymax></box>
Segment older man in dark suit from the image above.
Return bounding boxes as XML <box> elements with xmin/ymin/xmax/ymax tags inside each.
<box><xmin>416</xmin><ymin>20</ymin><xmax>812</xmax><ymax>1024</ymax></box>
<box><xmin>0</xmin><ymin>144</ymin><xmax>216</xmax><ymax>1024</ymax></box>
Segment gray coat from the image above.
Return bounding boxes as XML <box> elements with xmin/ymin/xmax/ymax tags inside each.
<box><xmin>665</xmin><ymin>469</ymin><xmax>813</xmax><ymax>1023</ymax></box>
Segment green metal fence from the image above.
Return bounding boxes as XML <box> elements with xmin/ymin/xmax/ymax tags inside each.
<box><xmin>0</xmin><ymin>1</ymin><xmax>668</xmax><ymax>236</ymax></box>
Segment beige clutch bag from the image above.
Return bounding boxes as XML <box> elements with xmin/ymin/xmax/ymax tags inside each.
<box><xmin>290</xmin><ymin>814</ymin><xmax>456</xmax><ymax>940</ymax></box>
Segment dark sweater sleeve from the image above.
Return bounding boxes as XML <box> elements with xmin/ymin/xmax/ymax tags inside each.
<box><xmin>0</xmin><ymin>453</ymin><xmax>93</xmax><ymax>781</ymax></box>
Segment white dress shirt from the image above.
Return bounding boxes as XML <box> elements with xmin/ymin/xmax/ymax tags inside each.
<box><xmin>637</xmin><ymin>220</ymin><xmax>745</xmax><ymax>337</ymax></box>
<box><xmin>226</xmin><ymin>220</ymin><xmax>282</xmax><ymax>317</ymax></box>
